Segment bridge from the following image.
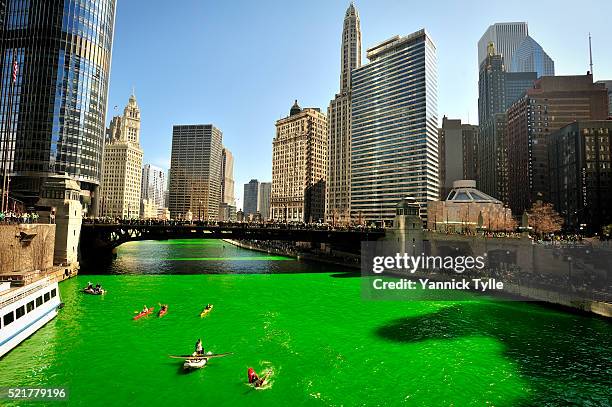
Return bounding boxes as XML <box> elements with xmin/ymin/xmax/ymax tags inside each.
<box><xmin>79</xmin><ymin>222</ymin><xmax>386</xmax><ymax>257</ymax></box>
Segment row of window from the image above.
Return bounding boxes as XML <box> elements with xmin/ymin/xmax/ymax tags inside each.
<box><xmin>1</xmin><ymin>288</ymin><xmax>57</xmax><ymax>330</ymax></box>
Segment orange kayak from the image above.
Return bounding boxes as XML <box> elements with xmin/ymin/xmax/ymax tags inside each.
<box><xmin>158</xmin><ymin>306</ymin><xmax>168</xmax><ymax>318</ymax></box>
<box><xmin>133</xmin><ymin>307</ymin><xmax>154</xmax><ymax>320</ymax></box>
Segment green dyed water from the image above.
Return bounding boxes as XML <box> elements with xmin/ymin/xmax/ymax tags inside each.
<box><xmin>1</xmin><ymin>240</ymin><xmax>610</xmax><ymax>406</ymax></box>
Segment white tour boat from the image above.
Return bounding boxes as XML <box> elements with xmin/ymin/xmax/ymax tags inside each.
<box><xmin>0</xmin><ymin>277</ymin><xmax>61</xmax><ymax>358</ymax></box>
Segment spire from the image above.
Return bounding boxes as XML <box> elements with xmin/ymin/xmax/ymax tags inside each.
<box><xmin>339</xmin><ymin>2</ymin><xmax>362</xmax><ymax>93</ymax></box>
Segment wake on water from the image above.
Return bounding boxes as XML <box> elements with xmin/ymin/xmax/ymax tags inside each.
<box><xmin>247</xmin><ymin>361</ymin><xmax>276</xmax><ymax>391</ymax></box>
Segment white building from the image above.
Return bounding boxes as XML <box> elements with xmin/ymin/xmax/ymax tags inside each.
<box><xmin>141</xmin><ymin>164</ymin><xmax>166</xmax><ymax>218</ymax></box>
<box><xmin>100</xmin><ymin>93</ymin><xmax>143</xmax><ymax>218</ymax></box>
<box><xmin>351</xmin><ymin>30</ymin><xmax>439</xmax><ymax>224</ymax></box>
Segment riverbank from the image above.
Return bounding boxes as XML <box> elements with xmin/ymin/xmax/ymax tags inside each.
<box><xmin>222</xmin><ymin>239</ymin><xmax>360</xmax><ymax>269</ymax></box>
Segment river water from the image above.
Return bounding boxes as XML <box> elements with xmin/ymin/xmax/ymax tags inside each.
<box><xmin>0</xmin><ymin>239</ymin><xmax>610</xmax><ymax>406</ymax></box>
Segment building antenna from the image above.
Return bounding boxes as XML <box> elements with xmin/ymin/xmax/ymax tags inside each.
<box><xmin>588</xmin><ymin>32</ymin><xmax>593</xmax><ymax>76</ymax></box>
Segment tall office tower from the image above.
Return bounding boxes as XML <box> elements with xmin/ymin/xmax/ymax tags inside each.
<box><xmin>549</xmin><ymin>121</ymin><xmax>612</xmax><ymax>233</ymax></box>
<box><xmin>271</xmin><ymin>101</ymin><xmax>327</xmax><ymax>222</ymax></box>
<box><xmin>0</xmin><ymin>0</ymin><xmax>117</xmax><ymax>213</ymax></box>
<box><xmin>478</xmin><ymin>22</ymin><xmax>528</xmax><ymax>67</ymax></box>
<box><xmin>221</xmin><ymin>147</ymin><xmax>235</xmax><ymax>204</ymax></box>
<box><xmin>99</xmin><ymin>94</ymin><xmax>143</xmax><ymax>218</ymax></box>
<box><xmin>596</xmin><ymin>80</ymin><xmax>612</xmax><ymax>116</ymax></box>
<box><xmin>506</xmin><ymin>75</ymin><xmax>609</xmax><ymax>214</ymax></box>
<box><xmin>258</xmin><ymin>182</ymin><xmax>272</xmax><ymax>220</ymax></box>
<box><xmin>351</xmin><ymin>30</ymin><xmax>438</xmax><ymax>224</ymax></box>
<box><xmin>326</xmin><ymin>3</ymin><xmax>362</xmax><ymax>224</ymax></box>
<box><xmin>478</xmin><ymin>42</ymin><xmax>536</xmax><ymax>203</ymax></box>
<box><xmin>169</xmin><ymin>124</ymin><xmax>223</xmax><ymax>220</ymax></box>
<box><xmin>509</xmin><ymin>35</ymin><xmax>555</xmax><ymax>77</ymax></box>
<box><xmin>141</xmin><ymin>164</ymin><xmax>166</xmax><ymax>217</ymax></box>
<box><xmin>438</xmin><ymin>117</ymin><xmax>479</xmax><ymax>199</ymax></box>
<box><xmin>243</xmin><ymin>179</ymin><xmax>260</xmax><ymax>216</ymax></box>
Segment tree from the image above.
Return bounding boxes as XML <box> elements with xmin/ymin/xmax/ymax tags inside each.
<box><xmin>527</xmin><ymin>201</ymin><xmax>563</xmax><ymax>236</ymax></box>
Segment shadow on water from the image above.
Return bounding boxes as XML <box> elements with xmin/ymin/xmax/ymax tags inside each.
<box><xmin>375</xmin><ymin>302</ymin><xmax>612</xmax><ymax>405</ymax></box>
<box><xmin>328</xmin><ymin>271</ymin><xmax>361</xmax><ymax>278</ymax></box>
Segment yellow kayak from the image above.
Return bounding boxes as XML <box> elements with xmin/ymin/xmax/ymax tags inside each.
<box><xmin>200</xmin><ymin>305</ymin><xmax>213</xmax><ymax>317</ymax></box>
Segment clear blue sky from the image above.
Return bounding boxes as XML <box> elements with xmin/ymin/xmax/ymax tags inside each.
<box><xmin>107</xmin><ymin>0</ymin><xmax>612</xmax><ymax>210</ymax></box>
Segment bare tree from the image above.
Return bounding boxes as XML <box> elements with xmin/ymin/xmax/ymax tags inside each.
<box><xmin>528</xmin><ymin>201</ymin><xmax>563</xmax><ymax>236</ymax></box>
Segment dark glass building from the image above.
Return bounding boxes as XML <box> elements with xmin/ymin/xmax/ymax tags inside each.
<box><xmin>0</xmin><ymin>0</ymin><xmax>117</xmax><ymax>213</ymax></box>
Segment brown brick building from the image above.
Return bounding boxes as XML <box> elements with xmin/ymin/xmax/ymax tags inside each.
<box><xmin>506</xmin><ymin>75</ymin><xmax>608</xmax><ymax>214</ymax></box>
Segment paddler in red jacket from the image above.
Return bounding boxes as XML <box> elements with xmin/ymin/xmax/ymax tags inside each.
<box><xmin>248</xmin><ymin>368</ymin><xmax>260</xmax><ymax>385</ymax></box>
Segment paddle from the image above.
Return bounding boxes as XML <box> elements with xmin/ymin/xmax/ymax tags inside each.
<box><xmin>168</xmin><ymin>352</ymin><xmax>233</xmax><ymax>360</ymax></box>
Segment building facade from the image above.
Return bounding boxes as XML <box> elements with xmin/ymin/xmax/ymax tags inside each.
<box><xmin>271</xmin><ymin>101</ymin><xmax>327</xmax><ymax>223</ymax></box>
<box><xmin>351</xmin><ymin>30</ymin><xmax>438</xmax><ymax>224</ymax></box>
<box><xmin>509</xmin><ymin>35</ymin><xmax>555</xmax><ymax>78</ymax></box>
<box><xmin>325</xmin><ymin>3</ymin><xmax>361</xmax><ymax>225</ymax></box>
<box><xmin>258</xmin><ymin>182</ymin><xmax>271</xmax><ymax>220</ymax></box>
<box><xmin>169</xmin><ymin>124</ymin><xmax>223</xmax><ymax>220</ymax></box>
<box><xmin>0</xmin><ymin>0</ymin><xmax>117</xmax><ymax>213</ymax></box>
<box><xmin>438</xmin><ymin>117</ymin><xmax>479</xmax><ymax>199</ymax></box>
<box><xmin>243</xmin><ymin>179</ymin><xmax>259</xmax><ymax>217</ymax></box>
<box><xmin>478</xmin><ymin>42</ymin><xmax>536</xmax><ymax>203</ymax></box>
<box><xmin>477</xmin><ymin>22</ymin><xmax>528</xmax><ymax>67</ymax></box>
<box><xmin>141</xmin><ymin>164</ymin><xmax>166</xmax><ymax>218</ymax></box>
<box><xmin>221</xmin><ymin>147</ymin><xmax>235</xmax><ymax>205</ymax></box>
<box><xmin>596</xmin><ymin>80</ymin><xmax>612</xmax><ymax>116</ymax></box>
<box><xmin>506</xmin><ymin>75</ymin><xmax>609</xmax><ymax>214</ymax></box>
<box><xmin>100</xmin><ymin>94</ymin><xmax>143</xmax><ymax>219</ymax></box>
<box><xmin>549</xmin><ymin>120</ymin><xmax>612</xmax><ymax>233</ymax></box>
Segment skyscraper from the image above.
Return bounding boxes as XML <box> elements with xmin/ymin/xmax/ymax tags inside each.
<box><xmin>596</xmin><ymin>80</ymin><xmax>612</xmax><ymax>116</ymax></box>
<box><xmin>0</xmin><ymin>0</ymin><xmax>117</xmax><ymax>213</ymax></box>
<box><xmin>243</xmin><ymin>179</ymin><xmax>260</xmax><ymax>217</ymax></box>
<box><xmin>141</xmin><ymin>164</ymin><xmax>166</xmax><ymax>217</ymax></box>
<box><xmin>509</xmin><ymin>35</ymin><xmax>555</xmax><ymax>77</ymax></box>
<box><xmin>326</xmin><ymin>4</ymin><xmax>362</xmax><ymax>225</ymax></box>
<box><xmin>438</xmin><ymin>117</ymin><xmax>479</xmax><ymax>199</ymax></box>
<box><xmin>221</xmin><ymin>147</ymin><xmax>235</xmax><ymax>205</ymax></box>
<box><xmin>351</xmin><ymin>30</ymin><xmax>438</xmax><ymax>224</ymax></box>
<box><xmin>100</xmin><ymin>94</ymin><xmax>143</xmax><ymax>219</ymax></box>
<box><xmin>478</xmin><ymin>22</ymin><xmax>528</xmax><ymax>67</ymax></box>
<box><xmin>478</xmin><ymin>42</ymin><xmax>536</xmax><ymax>203</ymax></box>
<box><xmin>258</xmin><ymin>182</ymin><xmax>272</xmax><ymax>220</ymax></box>
<box><xmin>271</xmin><ymin>101</ymin><xmax>327</xmax><ymax>222</ymax></box>
<box><xmin>169</xmin><ymin>124</ymin><xmax>223</xmax><ymax>220</ymax></box>
<box><xmin>506</xmin><ymin>75</ymin><xmax>609</xmax><ymax>214</ymax></box>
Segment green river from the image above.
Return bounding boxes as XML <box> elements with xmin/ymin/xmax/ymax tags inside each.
<box><xmin>0</xmin><ymin>239</ymin><xmax>610</xmax><ymax>406</ymax></box>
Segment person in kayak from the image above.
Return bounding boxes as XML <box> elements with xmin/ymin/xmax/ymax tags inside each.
<box><xmin>86</xmin><ymin>282</ymin><xmax>93</xmax><ymax>291</ymax></box>
<box><xmin>142</xmin><ymin>305</ymin><xmax>149</xmax><ymax>314</ymax></box>
<box><xmin>248</xmin><ymin>368</ymin><xmax>263</xmax><ymax>387</ymax></box>
<box><xmin>194</xmin><ymin>338</ymin><xmax>204</xmax><ymax>356</ymax></box>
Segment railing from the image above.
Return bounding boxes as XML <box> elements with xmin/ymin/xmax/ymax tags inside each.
<box><xmin>0</xmin><ymin>278</ymin><xmax>51</xmax><ymax>310</ymax></box>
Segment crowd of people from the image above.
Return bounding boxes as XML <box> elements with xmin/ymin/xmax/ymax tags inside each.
<box><xmin>0</xmin><ymin>211</ymin><xmax>40</xmax><ymax>224</ymax></box>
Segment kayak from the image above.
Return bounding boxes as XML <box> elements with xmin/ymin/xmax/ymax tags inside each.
<box><xmin>253</xmin><ymin>371</ymin><xmax>272</xmax><ymax>389</ymax></box>
<box><xmin>200</xmin><ymin>305</ymin><xmax>213</xmax><ymax>317</ymax></box>
<box><xmin>83</xmin><ymin>288</ymin><xmax>106</xmax><ymax>295</ymax></box>
<box><xmin>133</xmin><ymin>307</ymin><xmax>154</xmax><ymax>320</ymax></box>
<box><xmin>169</xmin><ymin>352</ymin><xmax>232</xmax><ymax>360</ymax></box>
<box><xmin>183</xmin><ymin>358</ymin><xmax>207</xmax><ymax>370</ymax></box>
<box><xmin>158</xmin><ymin>306</ymin><xmax>168</xmax><ymax>318</ymax></box>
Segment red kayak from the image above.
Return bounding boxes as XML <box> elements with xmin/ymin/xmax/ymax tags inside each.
<box><xmin>133</xmin><ymin>307</ymin><xmax>154</xmax><ymax>320</ymax></box>
<box><xmin>158</xmin><ymin>306</ymin><xmax>168</xmax><ymax>318</ymax></box>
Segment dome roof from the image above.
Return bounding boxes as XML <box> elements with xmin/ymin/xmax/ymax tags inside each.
<box><xmin>290</xmin><ymin>100</ymin><xmax>302</xmax><ymax>116</ymax></box>
<box><xmin>445</xmin><ymin>180</ymin><xmax>501</xmax><ymax>203</ymax></box>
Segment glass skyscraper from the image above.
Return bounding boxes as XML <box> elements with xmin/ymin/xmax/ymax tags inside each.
<box><xmin>351</xmin><ymin>30</ymin><xmax>439</xmax><ymax>224</ymax></box>
<box><xmin>509</xmin><ymin>35</ymin><xmax>555</xmax><ymax>78</ymax></box>
<box><xmin>0</xmin><ymin>0</ymin><xmax>117</xmax><ymax>212</ymax></box>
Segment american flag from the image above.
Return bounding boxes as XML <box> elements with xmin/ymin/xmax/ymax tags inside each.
<box><xmin>12</xmin><ymin>58</ymin><xmax>18</xmax><ymax>83</ymax></box>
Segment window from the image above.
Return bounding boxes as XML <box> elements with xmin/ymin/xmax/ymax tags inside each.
<box><xmin>51</xmin><ymin>289</ymin><xmax>57</xmax><ymax>298</ymax></box>
<box><xmin>16</xmin><ymin>306</ymin><xmax>25</xmax><ymax>319</ymax></box>
<box><xmin>44</xmin><ymin>292</ymin><xmax>50</xmax><ymax>302</ymax></box>
<box><xmin>36</xmin><ymin>296</ymin><xmax>43</xmax><ymax>307</ymax></box>
<box><xmin>27</xmin><ymin>301</ymin><xmax>35</xmax><ymax>312</ymax></box>
<box><xmin>3</xmin><ymin>312</ymin><xmax>14</xmax><ymax>326</ymax></box>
